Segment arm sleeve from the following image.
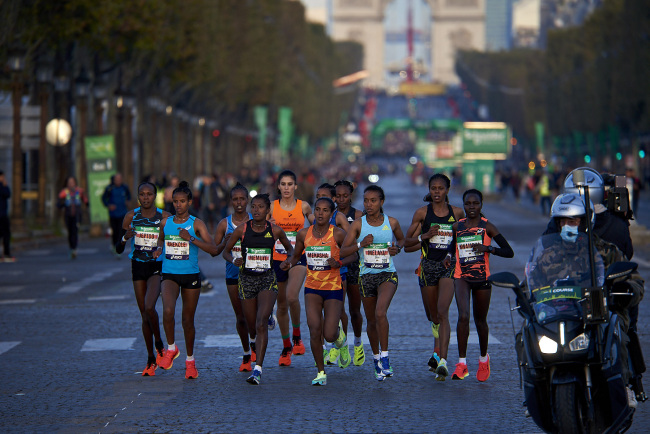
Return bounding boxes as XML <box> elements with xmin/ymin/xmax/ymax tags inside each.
<box><xmin>492</xmin><ymin>233</ymin><xmax>514</xmax><ymax>258</ymax></box>
<box><xmin>115</xmin><ymin>227</ymin><xmax>128</xmax><ymax>254</ymax></box>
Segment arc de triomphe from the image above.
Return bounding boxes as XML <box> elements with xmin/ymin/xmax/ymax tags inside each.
<box><xmin>331</xmin><ymin>0</ymin><xmax>485</xmax><ymax>87</ymax></box>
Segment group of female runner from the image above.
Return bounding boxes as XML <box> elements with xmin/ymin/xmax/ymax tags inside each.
<box><xmin>117</xmin><ymin>170</ymin><xmax>513</xmax><ymax>385</ymax></box>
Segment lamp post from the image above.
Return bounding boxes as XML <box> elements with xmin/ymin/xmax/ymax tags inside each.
<box><xmin>93</xmin><ymin>77</ymin><xmax>107</xmax><ymax>134</ymax></box>
<box><xmin>36</xmin><ymin>59</ymin><xmax>53</xmax><ymax>221</ymax></box>
<box><xmin>8</xmin><ymin>48</ymin><xmax>26</xmax><ymax>226</ymax></box>
<box><xmin>53</xmin><ymin>71</ymin><xmax>71</xmax><ymax>192</ymax></box>
<box><xmin>75</xmin><ymin>68</ymin><xmax>90</xmax><ymax>197</ymax></box>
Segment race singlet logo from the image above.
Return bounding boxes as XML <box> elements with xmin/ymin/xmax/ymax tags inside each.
<box><xmin>232</xmin><ymin>240</ymin><xmax>242</xmax><ymax>260</ymax></box>
<box><xmin>165</xmin><ymin>235</ymin><xmax>190</xmax><ymax>260</ymax></box>
<box><xmin>274</xmin><ymin>231</ymin><xmax>297</xmax><ymax>255</ymax></box>
<box><xmin>363</xmin><ymin>243</ymin><xmax>390</xmax><ymax>269</ymax></box>
<box><xmin>306</xmin><ymin>245</ymin><xmax>332</xmax><ymax>271</ymax></box>
<box><xmin>457</xmin><ymin>234</ymin><xmax>483</xmax><ymax>264</ymax></box>
<box><xmin>134</xmin><ymin>226</ymin><xmax>159</xmax><ymax>252</ymax></box>
<box><xmin>245</xmin><ymin>248</ymin><xmax>272</xmax><ymax>272</ymax></box>
<box><xmin>429</xmin><ymin>223</ymin><xmax>453</xmax><ymax>250</ymax></box>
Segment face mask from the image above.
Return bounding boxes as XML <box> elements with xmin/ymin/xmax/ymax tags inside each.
<box><xmin>560</xmin><ymin>224</ymin><xmax>579</xmax><ymax>243</ymax></box>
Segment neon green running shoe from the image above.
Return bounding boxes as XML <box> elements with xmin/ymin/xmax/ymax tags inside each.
<box><xmin>327</xmin><ymin>347</ymin><xmax>339</xmax><ymax>365</ymax></box>
<box><xmin>334</xmin><ymin>320</ymin><xmax>347</xmax><ymax>349</ymax></box>
<box><xmin>353</xmin><ymin>344</ymin><xmax>365</xmax><ymax>366</ymax></box>
<box><xmin>338</xmin><ymin>345</ymin><xmax>351</xmax><ymax>368</ymax></box>
<box><xmin>312</xmin><ymin>370</ymin><xmax>327</xmax><ymax>386</ymax></box>
<box><xmin>430</xmin><ymin>321</ymin><xmax>440</xmax><ymax>338</ymax></box>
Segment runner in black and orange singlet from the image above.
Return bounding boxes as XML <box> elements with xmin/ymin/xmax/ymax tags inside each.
<box><xmin>445</xmin><ymin>189</ymin><xmax>513</xmax><ymax>383</ymax></box>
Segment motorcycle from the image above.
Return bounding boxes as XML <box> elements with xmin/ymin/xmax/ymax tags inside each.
<box><xmin>490</xmin><ymin>231</ymin><xmax>643</xmax><ymax>433</ymax></box>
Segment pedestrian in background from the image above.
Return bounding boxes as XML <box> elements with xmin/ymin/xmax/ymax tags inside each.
<box><xmin>58</xmin><ymin>176</ymin><xmax>88</xmax><ymax>259</ymax></box>
<box><xmin>0</xmin><ymin>171</ymin><xmax>14</xmax><ymax>263</ymax></box>
<box><xmin>102</xmin><ymin>173</ymin><xmax>131</xmax><ymax>256</ymax></box>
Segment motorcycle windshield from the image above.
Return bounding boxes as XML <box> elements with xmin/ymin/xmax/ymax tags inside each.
<box><xmin>525</xmin><ymin>233</ymin><xmax>604</xmax><ymax>324</ymax></box>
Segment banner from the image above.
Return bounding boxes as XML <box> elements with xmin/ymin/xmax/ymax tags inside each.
<box><xmin>254</xmin><ymin>106</ymin><xmax>268</xmax><ymax>155</ymax></box>
<box><xmin>535</xmin><ymin>122</ymin><xmax>545</xmax><ymax>154</ymax></box>
<box><xmin>84</xmin><ymin>135</ymin><xmax>116</xmax><ymax>225</ymax></box>
<box><xmin>278</xmin><ymin>106</ymin><xmax>293</xmax><ymax>155</ymax></box>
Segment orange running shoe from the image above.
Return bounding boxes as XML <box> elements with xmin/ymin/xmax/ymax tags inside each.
<box><xmin>292</xmin><ymin>337</ymin><xmax>306</xmax><ymax>355</ymax></box>
<box><xmin>476</xmin><ymin>355</ymin><xmax>490</xmax><ymax>382</ymax></box>
<box><xmin>155</xmin><ymin>347</ymin><xmax>165</xmax><ymax>366</ymax></box>
<box><xmin>451</xmin><ymin>362</ymin><xmax>469</xmax><ymax>380</ymax></box>
<box><xmin>251</xmin><ymin>342</ymin><xmax>257</xmax><ymax>362</ymax></box>
<box><xmin>279</xmin><ymin>346</ymin><xmax>292</xmax><ymax>366</ymax></box>
<box><xmin>185</xmin><ymin>360</ymin><xmax>198</xmax><ymax>379</ymax></box>
<box><xmin>158</xmin><ymin>346</ymin><xmax>180</xmax><ymax>370</ymax></box>
<box><xmin>240</xmin><ymin>354</ymin><xmax>252</xmax><ymax>372</ymax></box>
<box><xmin>142</xmin><ymin>361</ymin><xmax>157</xmax><ymax>376</ymax></box>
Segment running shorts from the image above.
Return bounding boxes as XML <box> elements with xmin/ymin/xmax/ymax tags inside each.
<box><xmin>162</xmin><ymin>273</ymin><xmax>201</xmax><ymax>289</ymax></box>
<box><xmin>418</xmin><ymin>257</ymin><xmax>455</xmax><ymax>287</ymax></box>
<box><xmin>273</xmin><ymin>255</ymin><xmax>306</xmax><ymax>283</ymax></box>
<box><xmin>305</xmin><ymin>287</ymin><xmax>344</xmax><ymax>301</ymax></box>
<box><xmin>360</xmin><ymin>272</ymin><xmax>398</xmax><ymax>298</ymax></box>
<box><xmin>131</xmin><ymin>260</ymin><xmax>162</xmax><ymax>282</ymax></box>
<box><xmin>239</xmin><ymin>269</ymin><xmax>278</xmax><ymax>300</ymax></box>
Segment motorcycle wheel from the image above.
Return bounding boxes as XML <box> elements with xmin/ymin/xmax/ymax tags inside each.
<box><xmin>554</xmin><ymin>383</ymin><xmax>587</xmax><ymax>434</ymax></box>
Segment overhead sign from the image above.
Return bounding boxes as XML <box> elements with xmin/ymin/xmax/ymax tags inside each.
<box><xmin>462</xmin><ymin>122</ymin><xmax>509</xmax><ymax>159</ymax></box>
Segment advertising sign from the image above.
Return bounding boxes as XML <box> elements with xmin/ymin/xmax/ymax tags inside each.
<box><xmin>84</xmin><ymin>135</ymin><xmax>116</xmax><ymax>224</ymax></box>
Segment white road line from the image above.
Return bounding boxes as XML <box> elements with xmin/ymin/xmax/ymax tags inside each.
<box><xmin>449</xmin><ymin>332</ymin><xmax>501</xmax><ymax>345</ymax></box>
<box><xmin>57</xmin><ymin>269</ymin><xmax>121</xmax><ymax>294</ymax></box>
<box><xmin>81</xmin><ymin>338</ymin><xmax>136</xmax><ymax>352</ymax></box>
<box><xmin>0</xmin><ymin>286</ymin><xmax>25</xmax><ymax>294</ymax></box>
<box><xmin>23</xmin><ymin>250</ymin><xmax>51</xmax><ymax>256</ymax></box>
<box><xmin>0</xmin><ymin>341</ymin><xmax>21</xmax><ymax>355</ymax></box>
<box><xmin>88</xmin><ymin>295</ymin><xmax>129</xmax><ymax>301</ymax></box>
<box><xmin>0</xmin><ymin>299</ymin><xmax>37</xmax><ymax>305</ymax></box>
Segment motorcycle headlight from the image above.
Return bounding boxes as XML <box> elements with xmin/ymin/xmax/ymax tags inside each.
<box><xmin>538</xmin><ymin>335</ymin><xmax>558</xmax><ymax>354</ymax></box>
<box><xmin>568</xmin><ymin>333</ymin><xmax>590</xmax><ymax>352</ymax></box>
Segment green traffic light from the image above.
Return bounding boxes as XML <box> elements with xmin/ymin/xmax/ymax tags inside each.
<box><xmin>584</xmin><ymin>155</ymin><xmax>591</xmax><ymax>163</ymax></box>
<box><xmin>616</xmin><ymin>152</ymin><xmax>623</xmax><ymax>161</ymax></box>
<box><xmin>640</xmin><ymin>150</ymin><xmax>646</xmax><ymax>158</ymax></box>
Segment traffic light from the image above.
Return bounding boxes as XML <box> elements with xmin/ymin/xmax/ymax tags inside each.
<box><xmin>616</xmin><ymin>152</ymin><xmax>623</xmax><ymax>161</ymax></box>
<box><xmin>640</xmin><ymin>148</ymin><xmax>646</xmax><ymax>158</ymax></box>
<box><xmin>212</xmin><ymin>129</ymin><xmax>221</xmax><ymax>138</ymax></box>
<box><xmin>584</xmin><ymin>154</ymin><xmax>591</xmax><ymax>163</ymax></box>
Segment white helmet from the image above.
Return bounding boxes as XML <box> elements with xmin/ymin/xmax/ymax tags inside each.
<box><xmin>563</xmin><ymin>167</ymin><xmax>604</xmax><ymax>205</ymax></box>
<box><xmin>551</xmin><ymin>193</ymin><xmax>594</xmax><ymax>224</ymax></box>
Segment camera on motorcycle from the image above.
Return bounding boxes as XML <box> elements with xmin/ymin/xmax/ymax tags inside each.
<box><xmin>488</xmin><ymin>272</ymin><xmax>520</xmax><ymax>289</ymax></box>
<box><xmin>605</xmin><ymin>261</ymin><xmax>638</xmax><ymax>281</ymax></box>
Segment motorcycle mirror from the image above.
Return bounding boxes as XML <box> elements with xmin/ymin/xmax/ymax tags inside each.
<box><xmin>572</xmin><ymin>169</ymin><xmax>586</xmax><ymax>187</ymax></box>
<box><xmin>606</xmin><ymin>261</ymin><xmax>638</xmax><ymax>281</ymax></box>
<box><xmin>489</xmin><ymin>272</ymin><xmax>520</xmax><ymax>289</ymax></box>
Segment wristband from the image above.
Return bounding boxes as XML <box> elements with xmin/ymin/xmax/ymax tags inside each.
<box><xmin>417</xmin><ymin>234</ymin><xmax>422</xmax><ymax>242</ymax></box>
<box><xmin>122</xmin><ymin>235</ymin><xmax>127</xmax><ymax>243</ymax></box>
<box><xmin>357</xmin><ymin>242</ymin><xmax>362</xmax><ymax>249</ymax></box>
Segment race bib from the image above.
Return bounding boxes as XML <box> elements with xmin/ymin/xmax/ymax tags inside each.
<box><xmin>134</xmin><ymin>226</ymin><xmax>159</xmax><ymax>252</ymax></box>
<box><xmin>245</xmin><ymin>248</ymin><xmax>272</xmax><ymax>272</ymax></box>
<box><xmin>457</xmin><ymin>234</ymin><xmax>483</xmax><ymax>264</ymax></box>
<box><xmin>165</xmin><ymin>235</ymin><xmax>190</xmax><ymax>260</ymax></box>
<box><xmin>306</xmin><ymin>245</ymin><xmax>332</xmax><ymax>271</ymax></box>
<box><xmin>232</xmin><ymin>240</ymin><xmax>242</xmax><ymax>260</ymax></box>
<box><xmin>274</xmin><ymin>231</ymin><xmax>297</xmax><ymax>255</ymax></box>
<box><xmin>429</xmin><ymin>224</ymin><xmax>453</xmax><ymax>250</ymax></box>
<box><xmin>363</xmin><ymin>243</ymin><xmax>390</xmax><ymax>269</ymax></box>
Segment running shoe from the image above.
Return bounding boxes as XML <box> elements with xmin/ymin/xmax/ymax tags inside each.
<box><xmin>2</xmin><ymin>256</ymin><xmax>16</xmax><ymax>263</ymax></box>
<box><xmin>435</xmin><ymin>359</ymin><xmax>449</xmax><ymax>381</ymax></box>
<box><xmin>155</xmin><ymin>347</ymin><xmax>165</xmax><ymax>366</ymax></box>
<box><xmin>279</xmin><ymin>346</ymin><xmax>292</xmax><ymax>366</ymax></box>
<box><xmin>476</xmin><ymin>355</ymin><xmax>490</xmax><ymax>382</ymax></box>
<box><xmin>324</xmin><ymin>348</ymin><xmax>331</xmax><ymax>364</ymax></box>
<box><xmin>428</xmin><ymin>352</ymin><xmax>440</xmax><ymax>371</ymax></box>
<box><xmin>327</xmin><ymin>347</ymin><xmax>340</xmax><ymax>365</ymax></box>
<box><xmin>373</xmin><ymin>359</ymin><xmax>386</xmax><ymax>381</ymax></box>
<box><xmin>250</xmin><ymin>342</ymin><xmax>257</xmax><ymax>362</ymax></box>
<box><xmin>312</xmin><ymin>371</ymin><xmax>327</xmax><ymax>386</ymax></box>
<box><xmin>430</xmin><ymin>321</ymin><xmax>440</xmax><ymax>338</ymax></box>
<box><xmin>334</xmin><ymin>320</ymin><xmax>347</xmax><ymax>349</ymax></box>
<box><xmin>353</xmin><ymin>344</ymin><xmax>365</xmax><ymax>366</ymax></box>
<box><xmin>185</xmin><ymin>360</ymin><xmax>198</xmax><ymax>379</ymax></box>
<box><xmin>247</xmin><ymin>369</ymin><xmax>261</xmax><ymax>385</ymax></box>
<box><xmin>268</xmin><ymin>313</ymin><xmax>277</xmax><ymax>330</ymax></box>
<box><xmin>380</xmin><ymin>356</ymin><xmax>394</xmax><ymax>377</ymax></box>
<box><xmin>200</xmin><ymin>280</ymin><xmax>213</xmax><ymax>293</ymax></box>
<box><xmin>158</xmin><ymin>346</ymin><xmax>180</xmax><ymax>370</ymax></box>
<box><xmin>292</xmin><ymin>337</ymin><xmax>306</xmax><ymax>355</ymax></box>
<box><xmin>142</xmin><ymin>361</ymin><xmax>157</xmax><ymax>376</ymax></box>
<box><xmin>239</xmin><ymin>354</ymin><xmax>252</xmax><ymax>372</ymax></box>
<box><xmin>338</xmin><ymin>345</ymin><xmax>351</xmax><ymax>369</ymax></box>
<box><xmin>451</xmin><ymin>362</ymin><xmax>469</xmax><ymax>380</ymax></box>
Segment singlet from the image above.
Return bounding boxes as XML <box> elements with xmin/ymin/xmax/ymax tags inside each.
<box><xmin>454</xmin><ymin>217</ymin><xmax>492</xmax><ymax>281</ymax></box>
<box><xmin>241</xmin><ymin>220</ymin><xmax>275</xmax><ymax>275</ymax></box>
<box><xmin>358</xmin><ymin>215</ymin><xmax>396</xmax><ymax>275</ymax></box>
<box><xmin>271</xmin><ymin>199</ymin><xmax>305</xmax><ymax>261</ymax></box>
<box><xmin>304</xmin><ymin>226</ymin><xmax>342</xmax><ymax>290</ymax></box>
<box><xmin>329</xmin><ymin>210</ymin><xmax>348</xmax><ymax>274</ymax></box>
<box><xmin>225</xmin><ymin>213</ymin><xmax>252</xmax><ymax>280</ymax></box>
<box><xmin>162</xmin><ymin>215</ymin><xmax>199</xmax><ymax>274</ymax></box>
<box><xmin>421</xmin><ymin>204</ymin><xmax>456</xmax><ymax>262</ymax></box>
<box><xmin>129</xmin><ymin>207</ymin><xmax>164</xmax><ymax>262</ymax></box>
<box><xmin>344</xmin><ymin>207</ymin><xmax>358</xmax><ymax>223</ymax></box>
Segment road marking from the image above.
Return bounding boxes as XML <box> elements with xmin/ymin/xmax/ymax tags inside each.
<box><xmin>81</xmin><ymin>338</ymin><xmax>136</xmax><ymax>352</ymax></box>
<box><xmin>88</xmin><ymin>295</ymin><xmax>129</xmax><ymax>301</ymax></box>
<box><xmin>23</xmin><ymin>249</ymin><xmax>51</xmax><ymax>256</ymax></box>
<box><xmin>0</xmin><ymin>285</ymin><xmax>25</xmax><ymax>294</ymax></box>
<box><xmin>76</xmin><ymin>248</ymin><xmax>98</xmax><ymax>255</ymax></box>
<box><xmin>0</xmin><ymin>341</ymin><xmax>21</xmax><ymax>355</ymax></box>
<box><xmin>0</xmin><ymin>299</ymin><xmax>37</xmax><ymax>305</ymax></box>
<box><xmin>200</xmin><ymin>333</ymin><xmax>371</xmax><ymax>348</ymax></box>
<box><xmin>449</xmin><ymin>332</ymin><xmax>501</xmax><ymax>345</ymax></box>
<box><xmin>58</xmin><ymin>269</ymin><xmax>121</xmax><ymax>294</ymax></box>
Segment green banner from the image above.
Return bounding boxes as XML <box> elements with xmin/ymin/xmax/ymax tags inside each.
<box><xmin>535</xmin><ymin>122</ymin><xmax>545</xmax><ymax>154</ymax></box>
<box><xmin>462</xmin><ymin>160</ymin><xmax>495</xmax><ymax>193</ymax></box>
<box><xmin>278</xmin><ymin>106</ymin><xmax>293</xmax><ymax>155</ymax></box>
<box><xmin>254</xmin><ymin>106</ymin><xmax>268</xmax><ymax>154</ymax></box>
<box><xmin>299</xmin><ymin>134</ymin><xmax>309</xmax><ymax>158</ymax></box>
<box><xmin>84</xmin><ymin>135</ymin><xmax>116</xmax><ymax>225</ymax></box>
<box><xmin>462</xmin><ymin>127</ymin><xmax>508</xmax><ymax>155</ymax></box>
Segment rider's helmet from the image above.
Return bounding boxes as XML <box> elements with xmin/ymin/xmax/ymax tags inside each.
<box><xmin>551</xmin><ymin>193</ymin><xmax>595</xmax><ymax>231</ymax></box>
<box><xmin>563</xmin><ymin>167</ymin><xmax>604</xmax><ymax>205</ymax></box>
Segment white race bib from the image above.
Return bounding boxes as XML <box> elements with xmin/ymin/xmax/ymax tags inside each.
<box><xmin>245</xmin><ymin>248</ymin><xmax>272</xmax><ymax>272</ymax></box>
<box><xmin>429</xmin><ymin>223</ymin><xmax>453</xmax><ymax>250</ymax></box>
<box><xmin>165</xmin><ymin>235</ymin><xmax>189</xmax><ymax>260</ymax></box>
<box><xmin>306</xmin><ymin>245</ymin><xmax>332</xmax><ymax>271</ymax></box>
<box><xmin>274</xmin><ymin>231</ymin><xmax>297</xmax><ymax>255</ymax></box>
<box><xmin>134</xmin><ymin>226</ymin><xmax>159</xmax><ymax>252</ymax></box>
<box><xmin>232</xmin><ymin>240</ymin><xmax>242</xmax><ymax>260</ymax></box>
<box><xmin>458</xmin><ymin>234</ymin><xmax>482</xmax><ymax>264</ymax></box>
<box><xmin>363</xmin><ymin>243</ymin><xmax>390</xmax><ymax>269</ymax></box>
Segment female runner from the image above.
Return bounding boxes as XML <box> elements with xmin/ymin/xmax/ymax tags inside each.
<box><xmin>446</xmin><ymin>189</ymin><xmax>513</xmax><ymax>382</ymax></box>
<box><xmin>404</xmin><ymin>174</ymin><xmax>464</xmax><ymax>378</ymax></box>
<box><xmin>213</xmin><ymin>183</ymin><xmax>254</xmax><ymax>372</ymax></box>
<box><xmin>269</xmin><ymin>170</ymin><xmax>314</xmax><ymax>366</ymax></box>
<box><xmin>281</xmin><ymin>197</ymin><xmax>350</xmax><ymax>385</ymax></box>
<box><xmin>57</xmin><ymin>176</ymin><xmax>88</xmax><ymax>259</ymax></box>
<box><xmin>334</xmin><ymin>179</ymin><xmax>365</xmax><ymax>366</ymax></box>
<box><xmin>153</xmin><ymin>181</ymin><xmax>218</xmax><ymax>379</ymax></box>
<box><xmin>340</xmin><ymin>185</ymin><xmax>405</xmax><ymax>381</ymax></box>
<box><xmin>223</xmin><ymin>194</ymin><xmax>293</xmax><ymax>385</ymax></box>
<box><xmin>116</xmin><ymin>181</ymin><xmax>170</xmax><ymax>376</ymax></box>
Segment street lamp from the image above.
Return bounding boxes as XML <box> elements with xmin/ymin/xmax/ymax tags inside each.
<box><xmin>75</xmin><ymin>68</ymin><xmax>90</xmax><ymax>198</ymax></box>
<box><xmin>7</xmin><ymin>47</ymin><xmax>26</xmax><ymax>226</ymax></box>
<box><xmin>53</xmin><ymin>70</ymin><xmax>71</xmax><ymax>192</ymax></box>
<box><xmin>36</xmin><ymin>58</ymin><xmax>53</xmax><ymax>221</ymax></box>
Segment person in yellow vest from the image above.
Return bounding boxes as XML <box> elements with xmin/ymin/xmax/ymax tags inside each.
<box><xmin>537</xmin><ymin>170</ymin><xmax>552</xmax><ymax>215</ymax></box>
